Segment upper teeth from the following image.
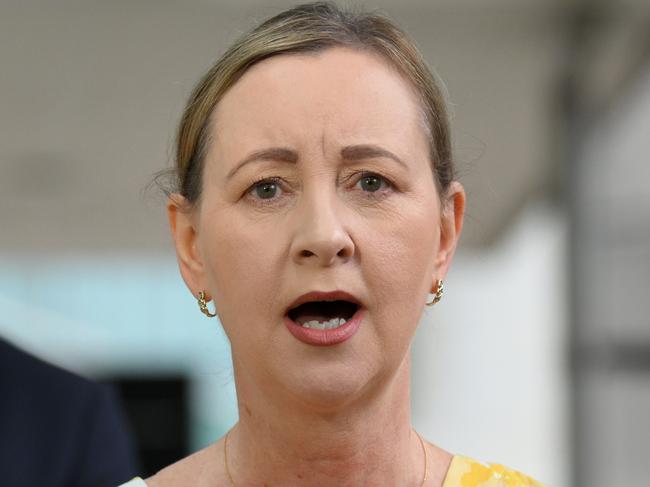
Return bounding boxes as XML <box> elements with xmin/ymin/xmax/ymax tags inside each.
<box><xmin>301</xmin><ymin>317</ymin><xmax>347</xmax><ymax>330</ymax></box>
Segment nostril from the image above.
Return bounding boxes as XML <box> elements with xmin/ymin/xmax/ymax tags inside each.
<box><xmin>295</xmin><ymin>241</ymin><xmax>352</xmax><ymax>263</ymax></box>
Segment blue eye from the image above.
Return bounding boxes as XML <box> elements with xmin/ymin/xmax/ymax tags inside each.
<box><xmin>253</xmin><ymin>180</ymin><xmax>279</xmax><ymax>199</ymax></box>
<box><xmin>356</xmin><ymin>173</ymin><xmax>389</xmax><ymax>193</ymax></box>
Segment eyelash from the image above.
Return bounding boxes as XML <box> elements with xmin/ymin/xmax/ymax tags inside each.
<box><xmin>245</xmin><ymin>176</ymin><xmax>285</xmax><ymax>207</ymax></box>
<box><xmin>354</xmin><ymin>171</ymin><xmax>394</xmax><ymax>195</ymax></box>
<box><xmin>244</xmin><ymin>171</ymin><xmax>394</xmax><ymax>206</ymax></box>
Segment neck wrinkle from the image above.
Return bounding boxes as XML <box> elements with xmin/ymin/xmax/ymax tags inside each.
<box><xmin>228</xmin><ymin>354</ymin><xmax>424</xmax><ymax>486</ymax></box>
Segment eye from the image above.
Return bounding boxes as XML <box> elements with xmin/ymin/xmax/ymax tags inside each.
<box><xmin>354</xmin><ymin>172</ymin><xmax>391</xmax><ymax>193</ymax></box>
<box><xmin>246</xmin><ymin>177</ymin><xmax>285</xmax><ymax>204</ymax></box>
<box><xmin>254</xmin><ymin>180</ymin><xmax>279</xmax><ymax>199</ymax></box>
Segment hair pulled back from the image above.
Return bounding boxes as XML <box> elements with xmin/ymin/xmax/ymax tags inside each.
<box><xmin>168</xmin><ymin>1</ymin><xmax>454</xmax><ymax>206</ymax></box>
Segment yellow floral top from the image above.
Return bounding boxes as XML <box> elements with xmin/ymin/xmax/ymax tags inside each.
<box><xmin>119</xmin><ymin>455</ymin><xmax>548</xmax><ymax>487</ymax></box>
<box><xmin>442</xmin><ymin>455</ymin><xmax>548</xmax><ymax>487</ymax></box>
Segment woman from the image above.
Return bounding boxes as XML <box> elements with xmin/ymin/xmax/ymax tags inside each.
<box><xmin>122</xmin><ymin>2</ymin><xmax>547</xmax><ymax>486</ymax></box>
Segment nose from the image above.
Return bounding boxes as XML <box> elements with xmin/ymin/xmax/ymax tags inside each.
<box><xmin>290</xmin><ymin>190</ymin><xmax>355</xmax><ymax>267</ymax></box>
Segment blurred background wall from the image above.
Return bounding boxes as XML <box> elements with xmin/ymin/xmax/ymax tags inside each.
<box><xmin>1</xmin><ymin>1</ymin><xmax>649</xmax><ymax>486</ymax></box>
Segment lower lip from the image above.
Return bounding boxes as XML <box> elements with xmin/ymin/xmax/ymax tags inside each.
<box><xmin>284</xmin><ymin>308</ymin><xmax>363</xmax><ymax>346</ymax></box>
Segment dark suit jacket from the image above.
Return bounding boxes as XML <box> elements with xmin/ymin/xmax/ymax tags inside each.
<box><xmin>0</xmin><ymin>337</ymin><xmax>139</xmax><ymax>487</ymax></box>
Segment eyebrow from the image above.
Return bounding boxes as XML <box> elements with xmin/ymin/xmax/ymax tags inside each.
<box><xmin>226</xmin><ymin>147</ymin><xmax>298</xmax><ymax>180</ymax></box>
<box><xmin>340</xmin><ymin>144</ymin><xmax>408</xmax><ymax>169</ymax></box>
<box><xmin>226</xmin><ymin>144</ymin><xmax>408</xmax><ymax>180</ymax></box>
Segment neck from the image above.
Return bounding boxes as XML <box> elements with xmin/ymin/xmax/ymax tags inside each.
<box><xmin>227</xmin><ymin>353</ymin><xmax>425</xmax><ymax>486</ymax></box>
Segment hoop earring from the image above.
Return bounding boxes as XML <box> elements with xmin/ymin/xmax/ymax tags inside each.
<box><xmin>425</xmin><ymin>280</ymin><xmax>444</xmax><ymax>306</ymax></box>
<box><xmin>198</xmin><ymin>290</ymin><xmax>217</xmax><ymax>318</ymax></box>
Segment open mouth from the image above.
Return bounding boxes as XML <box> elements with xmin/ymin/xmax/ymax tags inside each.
<box><xmin>287</xmin><ymin>300</ymin><xmax>359</xmax><ymax>330</ymax></box>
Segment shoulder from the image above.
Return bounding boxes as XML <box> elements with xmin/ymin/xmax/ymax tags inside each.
<box><xmin>118</xmin><ymin>478</ymin><xmax>148</xmax><ymax>487</ymax></box>
<box><xmin>443</xmin><ymin>454</ymin><xmax>548</xmax><ymax>487</ymax></box>
<box><xmin>0</xmin><ymin>336</ymin><xmax>124</xmax><ymax>430</ymax></box>
<box><xmin>0</xmin><ymin>338</ymin><xmax>138</xmax><ymax>484</ymax></box>
<box><xmin>145</xmin><ymin>440</ymin><xmax>226</xmax><ymax>487</ymax></box>
<box><xmin>0</xmin><ymin>337</ymin><xmax>96</xmax><ymax>401</ymax></box>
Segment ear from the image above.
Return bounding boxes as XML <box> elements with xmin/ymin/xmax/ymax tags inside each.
<box><xmin>433</xmin><ymin>181</ymin><xmax>466</xmax><ymax>279</ymax></box>
<box><xmin>167</xmin><ymin>194</ymin><xmax>207</xmax><ymax>299</ymax></box>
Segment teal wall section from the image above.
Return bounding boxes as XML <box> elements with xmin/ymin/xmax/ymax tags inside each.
<box><xmin>0</xmin><ymin>255</ymin><xmax>238</xmax><ymax>450</ymax></box>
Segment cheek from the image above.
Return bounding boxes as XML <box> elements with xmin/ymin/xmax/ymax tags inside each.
<box><xmin>360</xmin><ymin>199</ymin><xmax>439</xmax><ymax>332</ymax></box>
<box><xmin>199</xmin><ymin>212</ymin><xmax>281</xmax><ymax>322</ymax></box>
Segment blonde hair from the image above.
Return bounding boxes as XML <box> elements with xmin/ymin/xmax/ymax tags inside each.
<box><xmin>168</xmin><ymin>1</ymin><xmax>454</xmax><ymax>205</ymax></box>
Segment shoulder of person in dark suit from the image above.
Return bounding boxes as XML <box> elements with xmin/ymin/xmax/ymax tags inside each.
<box><xmin>0</xmin><ymin>336</ymin><xmax>139</xmax><ymax>487</ymax></box>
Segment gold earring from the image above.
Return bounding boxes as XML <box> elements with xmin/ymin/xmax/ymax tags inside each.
<box><xmin>198</xmin><ymin>290</ymin><xmax>217</xmax><ymax>318</ymax></box>
<box><xmin>425</xmin><ymin>280</ymin><xmax>444</xmax><ymax>306</ymax></box>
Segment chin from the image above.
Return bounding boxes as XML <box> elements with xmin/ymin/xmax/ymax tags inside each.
<box><xmin>276</xmin><ymin>361</ymin><xmax>383</xmax><ymax>413</ymax></box>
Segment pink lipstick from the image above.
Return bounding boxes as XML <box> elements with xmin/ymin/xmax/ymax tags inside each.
<box><xmin>284</xmin><ymin>306</ymin><xmax>363</xmax><ymax>346</ymax></box>
<box><xmin>283</xmin><ymin>290</ymin><xmax>363</xmax><ymax>346</ymax></box>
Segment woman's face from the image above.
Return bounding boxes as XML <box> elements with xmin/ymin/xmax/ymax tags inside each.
<box><xmin>170</xmin><ymin>47</ymin><xmax>464</xmax><ymax>408</ymax></box>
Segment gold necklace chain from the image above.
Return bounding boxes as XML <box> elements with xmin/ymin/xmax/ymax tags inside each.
<box><xmin>224</xmin><ymin>428</ymin><xmax>428</xmax><ymax>486</ymax></box>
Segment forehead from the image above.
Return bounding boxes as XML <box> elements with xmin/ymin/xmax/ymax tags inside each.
<box><xmin>210</xmin><ymin>47</ymin><xmax>429</xmax><ymax>162</ymax></box>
